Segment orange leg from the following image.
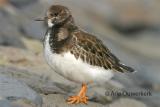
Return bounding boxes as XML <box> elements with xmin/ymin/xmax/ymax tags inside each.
<box><xmin>67</xmin><ymin>83</ymin><xmax>88</xmax><ymax>104</ymax></box>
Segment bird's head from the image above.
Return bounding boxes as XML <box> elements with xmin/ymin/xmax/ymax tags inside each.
<box><xmin>35</xmin><ymin>5</ymin><xmax>72</xmax><ymax>28</ymax></box>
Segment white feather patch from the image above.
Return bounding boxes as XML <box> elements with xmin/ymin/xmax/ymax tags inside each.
<box><xmin>48</xmin><ymin>19</ymin><xmax>54</xmax><ymax>27</ymax></box>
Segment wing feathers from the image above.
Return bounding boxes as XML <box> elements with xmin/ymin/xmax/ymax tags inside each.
<box><xmin>70</xmin><ymin>31</ymin><xmax>135</xmax><ymax>73</ymax></box>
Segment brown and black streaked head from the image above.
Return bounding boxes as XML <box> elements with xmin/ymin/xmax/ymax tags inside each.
<box><xmin>45</xmin><ymin>5</ymin><xmax>72</xmax><ymax>27</ymax></box>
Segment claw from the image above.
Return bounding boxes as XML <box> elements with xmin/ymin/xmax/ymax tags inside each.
<box><xmin>67</xmin><ymin>96</ymin><xmax>88</xmax><ymax>104</ymax></box>
<box><xmin>66</xmin><ymin>83</ymin><xmax>88</xmax><ymax>104</ymax></box>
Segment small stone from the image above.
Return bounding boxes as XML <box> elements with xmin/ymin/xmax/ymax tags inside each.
<box><xmin>0</xmin><ymin>75</ymin><xmax>42</xmax><ymax>107</ymax></box>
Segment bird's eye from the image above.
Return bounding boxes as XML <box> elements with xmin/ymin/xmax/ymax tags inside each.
<box><xmin>54</xmin><ymin>13</ymin><xmax>58</xmax><ymax>16</ymax></box>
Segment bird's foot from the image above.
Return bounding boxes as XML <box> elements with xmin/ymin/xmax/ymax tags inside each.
<box><xmin>66</xmin><ymin>83</ymin><xmax>88</xmax><ymax>104</ymax></box>
<box><xmin>67</xmin><ymin>95</ymin><xmax>88</xmax><ymax>104</ymax></box>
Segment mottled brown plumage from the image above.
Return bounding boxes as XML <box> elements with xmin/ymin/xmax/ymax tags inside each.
<box><xmin>70</xmin><ymin>30</ymin><xmax>134</xmax><ymax>73</ymax></box>
<box><xmin>43</xmin><ymin>5</ymin><xmax>134</xmax><ymax>73</ymax></box>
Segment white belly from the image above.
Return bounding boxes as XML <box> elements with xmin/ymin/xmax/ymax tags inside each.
<box><xmin>44</xmin><ymin>33</ymin><xmax>113</xmax><ymax>83</ymax></box>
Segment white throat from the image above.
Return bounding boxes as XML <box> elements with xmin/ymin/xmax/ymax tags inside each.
<box><xmin>48</xmin><ymin>19</ymin><xmax>54</xmax><ymax>27</ymax></box>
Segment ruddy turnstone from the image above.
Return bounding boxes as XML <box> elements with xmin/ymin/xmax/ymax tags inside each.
<box><xmin>36</xmin><ymin>5</ymin><xmax>135</xmax><ymax>104</ymax></box>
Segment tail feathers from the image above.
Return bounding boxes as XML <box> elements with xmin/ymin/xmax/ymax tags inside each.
<box><xmin>113</xmin><ymin>63</ymin><xmax>135</xmax><ymax>73</ymax></box>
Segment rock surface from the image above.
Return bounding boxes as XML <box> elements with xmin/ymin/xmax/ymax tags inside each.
<box><xmin>0</xmin><ymin>75</ymin><xmax>42</xmax><ymax>107</ymax></box>
<box><xmin>0</xmin><ymin>8</ymin><xmax>25</xmax><ymax>48</ymax></box>
<box><xmin>110</xmin><ymin>98</ymin><xmax>147</xmax><ymax>107</ymax></box>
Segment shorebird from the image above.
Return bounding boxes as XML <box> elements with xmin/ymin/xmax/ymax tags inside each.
<box><xmin>36</xmin><ymin>5</ymin><xmax>135</xmax><ymax>104</ymax></box>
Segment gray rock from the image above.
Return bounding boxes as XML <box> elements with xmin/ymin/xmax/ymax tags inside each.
<box><xmin>42</xmin><ymin>94</ymin><xmax>105</xmax><ymax>107</ymax></box>
<box><xmin>21</xmin><ymin>19</ymin><xmax>45</xmax><ymax>41</ymax></box>
<box><xmin>0</xmin><ymin>8</ymin><xmax>25</xmax><ymax>48</ymax></box>
<box><xmin>0</xmin><ymin>75</ymin><xmax>42</xmax><ymax>107</ymax></box>
<box><xmin>0</xmin><ymin>100</ymin><xmax>12</xmax><ymax>107</ymax></box>
<box><xmin>9</xmin><ymin>0</ymin><xmax>38</xmax><ymax>8</ymax></box>
<box><xmin>0</xmin><ymin>66</ymin><xmax>72</xmax><ymax>95</ymax></box>
<box><xmin>18</xmin><ymin>1</ymin><xmax>47</xmax><ymax>40</ymax></box>
<box><xmin>110</xmin><ymin>98</ymin><xmax>147</xmax><ymax>107</ymax></box>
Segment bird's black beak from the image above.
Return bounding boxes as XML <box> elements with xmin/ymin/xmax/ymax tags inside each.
<box><xmin>34</xmin><ymin>17</ymin><xmax>46</xmax><ymax>21</ymax></box>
